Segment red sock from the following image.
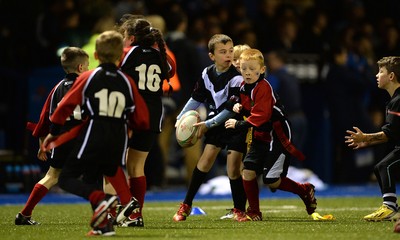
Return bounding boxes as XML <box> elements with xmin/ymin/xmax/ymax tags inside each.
<box><xmin>106</xmin><ymin>167</ymin><xmax>131</xmax><ymax>205</ymax></box>
<box><xmin>88</xmin><ymin>190</ymin><xmax>105</xmax><ymax>208</ymax></box>
<box><xmin>278</xmin><ymin>177</ymin><xmax>303</xmax><ymax>195</ymax></box>
<box><xmin>242</xmin><ymin>178</ymin><xmax>259</xmax><ymax>212</ymax></box>
<box><xmin>129</xmin><ymin>176</ymin><xmax>146</xmax><ymax>212</ymax></box>
<box><xmin>21</xmin><ymin>183</ymin><xmax>49</xmax><ymax>216</ymax></box>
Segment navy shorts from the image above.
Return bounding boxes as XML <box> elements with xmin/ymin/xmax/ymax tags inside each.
<box><xmin>243</xmin><ymin>138</ymin><xmax>289</xmax><ymax>178</ymax></box>
<box><xmin>204</xmin><ymin>124</ymin><xmax>247</xmax><ymax>153</ymax></box>
<box><xmin>48</xmin><ymin>139</ymin><xmax>77</xmax><ymax>169</ymax></box>
<box><xmin>128</xmin><ymin>130</ymin><xmax>158</xmax><ymax>152</ymax></box>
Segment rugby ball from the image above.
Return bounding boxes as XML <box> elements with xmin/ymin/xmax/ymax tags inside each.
<box><xmin>176</xmin><ymin>110</ymin><xmax>200</xmax><ymax>148</ymax></box>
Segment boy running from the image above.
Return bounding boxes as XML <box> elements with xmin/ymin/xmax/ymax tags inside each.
<box><xmin>42</xmin><ymin>30</ymin><xmax>149</xmax><ymax>236</ymax></box>
<box><xmin>15</xmin><ymin>47</ymin><xmax>89</xmax><ymax>226</ymax></box>
<box><xmin>225</xmin><ymin>49</ymin><xmax>316</xmax><ymax>221</ymax></box>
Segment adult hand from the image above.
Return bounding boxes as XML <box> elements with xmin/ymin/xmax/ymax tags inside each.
<box><xmin>345</xmin><ymin>127</ymin><xmax>368</xmax><ymax>149</ymax></box>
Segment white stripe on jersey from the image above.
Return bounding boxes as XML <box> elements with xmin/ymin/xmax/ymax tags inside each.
<box><xmin>202</xmin><ymin>69</ymin><xmax>243</xmax><ymax>109</ymax></box>
<box><xmin>49</xmin><ymin>81</ymin><xmax>64</xmax><ymax>116</ymax></box>
<box><xmin>120</xmin><ymin>46</ymin><xmax>139</xmax><ymax>67</ymax></box>
<box><xmin>77</xmin><ymin>119</ymin><xmax>94</xmax><ymax>159</ymax></box>
<box><xmin>82</xmin><ymin>68</ymin><xmax>101</xmax><ymax>116</ymax></box>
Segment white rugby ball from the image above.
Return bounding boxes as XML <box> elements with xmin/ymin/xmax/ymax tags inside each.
<box><xmin>176</xmin><ymin>110</ymin><xmax>200</xmax><ymax>148</ymax></box>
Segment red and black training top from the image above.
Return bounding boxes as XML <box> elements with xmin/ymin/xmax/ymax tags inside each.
<box><xmin>28</xmin><ymin>73</ymin><xmax>81</xmax><ymax>138</ymax></box>
<box><xmin>46</xmin><ymin>63</ymin><xmax>149</xmax><ymax>157</ymax></box>
<box><xmin>234</xmin><ymin>76</ymin><xmax>304</xmax><ymax>160</ymax></box>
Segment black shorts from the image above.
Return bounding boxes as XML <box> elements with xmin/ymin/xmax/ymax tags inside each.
<box><xmin>242</xmin><ymin>139</ymin><xmax>269</xmax><ymax>175</ymax></box>
<box><xmin>62</xmin><ymin>140</ymin><xmax>124</xmax><ymax>180</ymax></box>
<box><xmin>63</xmin><ymin>120</ymin><xmax>128</xmax><ymax>177</ymax></box>
<box><xmin>204</xmin><ymin>124</ymin><xmax>247</xmax><ymax>153</ymax></box>
<box><xmin>128</xmin><ymin>130</ymin><xmax>158</xmax><ymax>152</ymax></box>
<box><xmin>243</xmin><ymin>139</ymin><xmax>289</xmax><ymax>178</ymax></box>
<box><xmin>48</xmin><ymin>139</ymin><xmax>77</xmax><ymax>169</ymax></box>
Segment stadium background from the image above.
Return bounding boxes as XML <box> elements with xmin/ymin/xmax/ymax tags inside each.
<box><xmin>0</xmin><ymin>0</ymin><xmax>400</xmax><ymax>193</ymax></box>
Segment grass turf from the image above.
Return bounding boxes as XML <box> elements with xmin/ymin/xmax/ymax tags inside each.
<box><xmin>1</xmin><ymin>196</ymin><xmax>399</xmax><ymax>239</ymax></box>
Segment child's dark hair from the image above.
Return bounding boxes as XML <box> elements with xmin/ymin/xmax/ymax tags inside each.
<box><xmin>61</xmin><ymin>47</ymin><xmax>88</xmax><ymax>73</ymax></box>
<box><xmin>123</xmin><ymin>18</ymin><xmax>172</xmax><ymax>94</ymax></box>
<box><xmin>377</xmin><ymin>56</ymin><xmax>400</xmax><ymax>81</ymax></box>
<box><xmin>114</xmin><ymin>14</ymin><xmax>144</xmax><ymax>34</ymax></box>
<box><xmin>208</xmin><ymin>34</ymin><xmax>233</xmax><ymax>54</ymax></box>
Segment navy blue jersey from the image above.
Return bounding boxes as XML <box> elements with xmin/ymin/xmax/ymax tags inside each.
<box><xmin>190</xmin><ymin>64</ymin><xmax>247</xmax><ymax>153</ymax></box>
<box><xmin>192</xmin><ymin>64</ymin><xmax>243</xmax><ymax>119</ymax></box>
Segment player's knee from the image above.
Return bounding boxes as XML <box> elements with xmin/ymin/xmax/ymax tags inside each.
<box><xmin>227</xmin><ymin>164</ymin><xmax>242</xmax><ymax>179</ymax></box>
<box><xmin>49</xmin><ymin>177</ymin><xmax>59</xmax><ymax>186</ymax></box>
<box><xmin>41</xmin><ymin>173</ymin><xmax>59</xmax><ymax>187</ymax></box>
<box><xmin>242</xmin><ymin>169</ymin><xmax>257</xmax><ymax>180</ymax></box>
<box><xmin>227</xmin><ymin>171</ymin><xmax>241</xmax><ymax>179</ymax></box>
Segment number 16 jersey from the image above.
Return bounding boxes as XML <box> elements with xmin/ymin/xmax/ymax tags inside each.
<box><xmin>120</xmin><ymin>45</ymin><xmax>175</xmax><ymax>133</ymax></box>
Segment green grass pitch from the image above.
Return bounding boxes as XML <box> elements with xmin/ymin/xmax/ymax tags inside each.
<box><xmin>1</xmin><ymin>197</ymin><xmax>399</xmax><ymax>239</ymax></box>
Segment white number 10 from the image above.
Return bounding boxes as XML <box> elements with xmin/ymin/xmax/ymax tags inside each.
<box><xmin>95</xmin><ymin>89</ymin><xmax>126</xmax><ymax>118</ymax></box>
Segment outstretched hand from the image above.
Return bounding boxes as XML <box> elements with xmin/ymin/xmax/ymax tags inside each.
<box><xmin>193</xmin><ymin>121</ymin><xmax>207</xmax><ymax>138</ymax></box>
<box><xmin>345</xmin><ymin>126</ymin><xmax>368</xmax><ymax>149</ymax></box>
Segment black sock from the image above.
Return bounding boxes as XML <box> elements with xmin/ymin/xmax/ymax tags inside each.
<box><xmin>183</xmin><ymin>167</ymin><xmax>207</xmax><ymax>206</ymax></box>
<box><xmin>230</xmin><ymin>177</ymin><xmax>247</xmax><ymax>211</ymax></box>
<box><xmin>383</xmin><ymin>193</ymin><xmax>398</xmax><ymax>211</ymax></box>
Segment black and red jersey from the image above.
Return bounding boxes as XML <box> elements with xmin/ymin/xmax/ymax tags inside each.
<box><xmin>50</xmin><ymin>63</ymin><xmax>149</xmax><ymax>133</ymax></box>
<box><xmin>237</xmin><ymin>77</ymin><xmax>304</xmax><ymax>160</ymax></box>
<box><xmin>238</xmin><ymin>77</ymin><xmax>287</xmax><ymax>142</ymax></box>
<box><xmin>120</xmin><ymin>45</ymin><xmax>174</xmax><ymax>97</ymax></box>
<box><xmin>30</xmin><ymin>73</ymin><xmax>81</xmax><ymax>138</ymax></box>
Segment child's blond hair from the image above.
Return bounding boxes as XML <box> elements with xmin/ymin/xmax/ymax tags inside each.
<box><xmin>233</xmin><ymin>44</ymin><xmax>250</xmax><ymax>60</ymax></box>
<box><xmin>239</xmin><ymin>49</ymin><xmax>265</xmax><ymax>68</ymax></box>
<box><xmin>95</xmin><ymin>30</ymin><xmax>124</xmax><ymax>64</ymax></box>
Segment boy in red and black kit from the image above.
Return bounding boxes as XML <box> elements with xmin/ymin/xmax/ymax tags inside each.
<box><xmin>225</xmin><ymin>49</ymin><xmax>317</xmax><ymax>221</ymax></box>
<box><xmin>15</xmin><ymin>47</ymin><xmax>89</xmax><ymax>226</ymax></box>
<box><xmin>42</xmin><ymin>30</ymin><xmax>149</xmax><ymax>236</ymax></box>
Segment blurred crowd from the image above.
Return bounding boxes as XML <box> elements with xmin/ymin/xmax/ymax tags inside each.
<box><xmin>1</xmin><ymin>0</ymin><xmax>399</xmax><ymax>68</ymax></box>
<box><xmin>1</xmin><ymin>0</ymin><xmax>400</xmax><ymax>187</ymax></box>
